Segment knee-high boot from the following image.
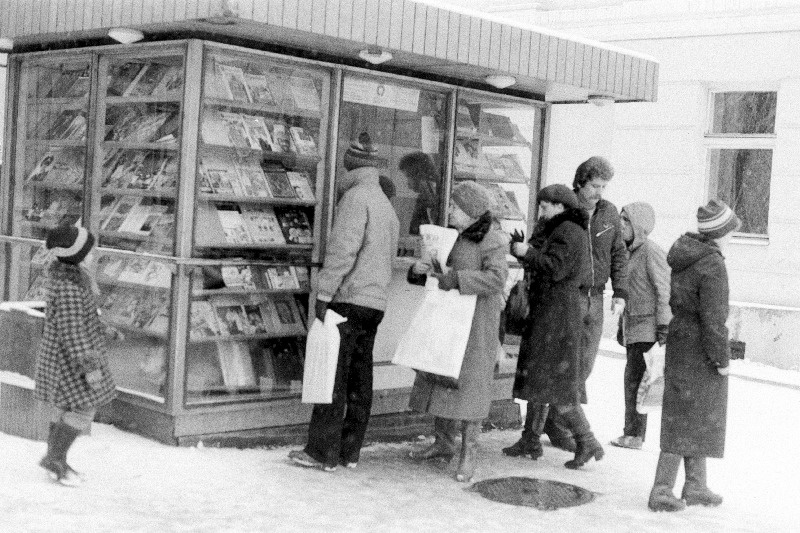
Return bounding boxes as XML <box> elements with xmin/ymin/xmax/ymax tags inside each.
<box><xmin>648</xmin><ymin>452</ymin><xmax>686</xmax><ymax>512</ymax></box>
<box><xmin>682</xmin><ymin>456</ymin><xmax>723</xmax><ymax>506</ymax></box>
<box><xmin>455</xmin><ymin>421</ymin><xmax>480</xmax><ymax>482</ymax></box>
<box><xmin>502</xmin><ymin>403</ymin><xmax>549</xmax><ymax>460</ymax></box>
<box><xmin>559</xmin><ymin>405</ymin><xmax>604</xmax><ymax>469</ymax></box>
<box><xmin>39</xmin><ymin>422</ymin><xmax>83</xmax><ymax>486</ymax></box>
<box><xmin>410</xmin><ymin>417</ymin><xmax>458</xmax><ymax>461</ymax></box>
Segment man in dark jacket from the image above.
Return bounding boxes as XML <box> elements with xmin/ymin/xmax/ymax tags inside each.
<box><xmin>543</xmin><ymin>156</ymin><xmax>629</xmax><ymax>451</ymax></box>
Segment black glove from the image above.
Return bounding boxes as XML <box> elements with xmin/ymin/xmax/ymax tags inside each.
<box><xmin>434</xmin><ymin>271</ymin><xmax>459</xmax><ymax>291</ymax></box>
<box><xmin>315</xmin><ymin>299</ymin><xmax>328</xmax><ymax>322</ymax></box>
<box><xmin>656</xmin><ymin>324</ymin><xmax>669</xmax><ymax>346</ymax></box>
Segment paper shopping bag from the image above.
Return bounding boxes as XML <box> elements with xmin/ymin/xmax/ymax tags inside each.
<box><xmin>392</xmin><ymin>278</ymin><xmax>477</xmax><ymax>379</ymax></box>
<box><xmin>301</xmin><ymin>310</ymin><xmax>347</xmax><ymax>404</ymax></box>
<box><xmin>636</xmin><ymin>343</ymin><xmax>666</xmax><ymax>414</ymax></box>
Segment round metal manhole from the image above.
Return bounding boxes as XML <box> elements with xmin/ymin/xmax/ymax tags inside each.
<box><xmin>469</xmin><ymin>477</ymin><xmax>595</xmax><ymax>510</ymax></box>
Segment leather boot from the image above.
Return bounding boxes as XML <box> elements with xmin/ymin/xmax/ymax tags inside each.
<box><xmin>50</xmin><ymin>422</ymin><xmax>83</xmax><ymax>486</ymax></box>
<box><xmin>39</xmin><ymin>422</ymin><xmax>65</xmax><ymax>480</ymax></box>
<box><xmin>502</xmin><ymin>403</ymin><xmax>548</xmax><ymax>460</ymax></box>
<box><xmin>410</xmin><ymin>417</ymin><xmax>458</xmax><ymax>461</ymax></box>
<box><xmin>455</xmin><ymin>421</ymin><xmax>480</xmax><ymax>483</ymax></box>
<box><xmin>544</xmin><ymin>412</ymin><xmax>576</xmax><ymax>453</ymax></box>
<box><xmin>560</xmin><ymin>405</ymin><xmax>604</xmax><ymax>469</ymax></box>
<box><xmin>682</xmin><ymin>456</ymin><xmax>723</xmax><ymax>506</ymax></box>
<box><xmin>648</xmin><ymin>452</ymin><xmax>686</xmax><ymax>512</ymax></box>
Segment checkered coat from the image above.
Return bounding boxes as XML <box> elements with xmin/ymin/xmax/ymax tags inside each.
<box><xmin>34</xmin><ymin>261</ymin><xmax>117</xmax><ymax>410</ymax></box>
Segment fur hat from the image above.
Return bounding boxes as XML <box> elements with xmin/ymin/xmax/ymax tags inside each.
<box><xmin>45</xmin><ymin>225</ymin><xmax>95</xmax><ymax>265</ymax></box>
<box><xmin>697</xmin><ymin>199</ymin><xmax>741</xmax><ymax>239</ymax></box>
<box><xmin>451</xmin><ymin>181</ymin><xmax>493</xmax><ymax>219</ymax></box>
<box><xmin>343</xmin><ymin>132</ymin><xmax>386</xmax><ymax>171</ymax></box>
<box><xmin>537</xmin><ymin>184</ymin><xmax>581</xmax><ymax>210</ymax></box>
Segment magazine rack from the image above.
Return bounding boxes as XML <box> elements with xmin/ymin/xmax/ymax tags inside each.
<box><xmin>2</xmin><ymin>41</ymin><xmax>330</xmax><ymax>437</ymax></box>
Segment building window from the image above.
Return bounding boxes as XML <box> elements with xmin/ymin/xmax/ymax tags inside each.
<box><xmin>706</xmin><ymin>91</ymin><xmax>776</xmax><ymax>237</ymax></box>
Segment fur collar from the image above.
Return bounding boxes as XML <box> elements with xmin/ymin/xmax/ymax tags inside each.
<box><xmin>460</xmin><ymin>211</ymin><xmax>493</xmax><ymax>243</ymax></box>
<box><xmin>542</xmin><ymin>207</ymin><xmax>589</xmax><ymax>234</ymax></box>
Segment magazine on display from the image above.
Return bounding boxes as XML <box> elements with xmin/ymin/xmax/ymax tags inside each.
<box><xmin>234</xmin><ymin>161</ymin><xmax>271</xmax><ymax>198</ymax></box>
<box><xmin>243</xmin><ymin>72</ymin><xmax>278</xmax><ymax>106</ymax></box>
<box><xmin>262</xmin><ymin>164</ymin><xmax>297</xmax><ymax>199</ymax></box>
<box><xmin>288</xmin><ymin>75</ymin><xmax>320</xmax><ymax>111</ymax></box>
<box><xmin>220</xmin><ymin>265</ymin><xmax>258</xmax><ymax>290</ymax></box>
<box><xmin>274</xmin><ymin>207</ymin><xmax>313</xmax><ymax>244</ymax></box>
<box><xmin>270</xmin><ymin>123</ymin><xmax>293</xmax><ymax>153</ymax></box>
<box><xmin>189</xmin><ymin>300</ymin><xmax>223</xmax><ymax>339</ymax></box>
<box><xmin>288</xmin><ymin>126</ymin><xmax>317</xmax><ymax>156</ymax></box>
<box><xmin>214</xmin><ymin>204</ymin><xmax>253</xmax><ymax>245</ymax></box>
<box><xmin>217</xmin><ymin>64</ymin><xmax>253</xmax><ymax>103</ymax></box>
<box><xmin>240</xmin><ymin>205</ymin><xmax>286</xmax><ymax>245</ymax></box>
<box><xmin>215</xmin><ymin>340</ymin><xmax>258</xmax><ymax>390</ymax></box>
<box><xmin>264</xmin><ymin>265</ymin><xmax>300</xmax><ymax>290</ymax></box>
<box><xmin>286</xmin><ymin>171</ymin><xmax>315</xmax><ymax>201</ymax></box>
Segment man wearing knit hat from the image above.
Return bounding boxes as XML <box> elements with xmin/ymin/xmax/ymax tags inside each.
<box><xmin>289</xmin><ymin>132</ymin><xmax>399</xmax><ymax>472</ymax></box>
<box><xmin>35</xmin><ymin>226</ymin><xmax>116</xmax><ymax>486</ymax></box>
<box><xmin>648</xmin><ymin>199</ymin><xmax>738</xmax><ymax>512</ymax></box>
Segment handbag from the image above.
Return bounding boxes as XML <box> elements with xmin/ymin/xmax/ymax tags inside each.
<box><xmin>636</xmin><ymin>342</ymin><xmax>666</xmax><ymax>414</ymax></box>
<box><xmin>504</xmin><ymin>274</ymin><xmax>529</xmax><ymax>337</ymax></box>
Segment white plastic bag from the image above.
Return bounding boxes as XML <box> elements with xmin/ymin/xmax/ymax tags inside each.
<box><xmin>391</xmin><ymin>277</ymin><xmax>477</xmax><ymax>379</ymax></box>
<box><xmin>301</xmin><ymin>309</ymin><xmax>347</xmax><ymax>404</ymax></box>
<box><xmin>636</xmin><ymin>342</ymin><xmax>666</xmax><ymax>414</ymax></box>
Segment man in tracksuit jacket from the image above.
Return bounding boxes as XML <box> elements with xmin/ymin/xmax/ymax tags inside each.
<box><xmin>289</xmin><ymin>132</ymin><xmax>399</xmax><ymax>472</ymax></box>
<box><xmin>544</xmin><ymin>156</ymin><xmax>629</xmax><ymax>451</ymax></box>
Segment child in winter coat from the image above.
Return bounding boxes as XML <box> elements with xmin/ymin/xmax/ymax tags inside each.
<box><xmin>35</xmin><ymin>226</ymin><xmax>117</xmax><ymax>486</ymax></box>
<box><xmin>407</xmin><ymin>181</ymin><xmax>508</xmax><ymax>482</ymax></box>
<box><xmin>611</xmin><ymin>202</ymin><xmax>671</xmax><ymax>450</ymax></box>
<box><xmin>649</xmin><ymin>200</ymin><xmax>738</xmax><ymax>512</ymax></box>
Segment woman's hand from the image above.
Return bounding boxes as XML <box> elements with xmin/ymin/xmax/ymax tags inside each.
<box><xmin>717</xmin><ymin>366</ymin><xmax>730</xmax><ymax>376</ymax></box>
<box><xmin>412</xmin><ymin>260</ymin><xmax>431</xmax><ymax>275</ymax></box>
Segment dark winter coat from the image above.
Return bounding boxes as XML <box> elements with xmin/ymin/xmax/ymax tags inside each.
<box><xmin>515</xmin><ymin>208</ymin><xmax>589</xmax><ymax>406</ymax></box>
<box><xmin>408</xmin><ymin>221</ymin><xmax>508</xmax><ymax>421</ymax></box>
<box><xmin>620</xmin><ymin>202</ymin><xmax>671</xmax><ymax>345</ymax></box>
<box><xmin>661</xmin><ymin>233</ymin><xmax>730</xmax><ymax>458</ymax></box>
<box><xmin>35</xmin><ymin>261</ymin><xmax>117</xmax><ymax>410</ymax></box>
<box><xmin>583</xmin><ymin>197</ymin><xmax>628</xmax><ymax>299</ymax></box>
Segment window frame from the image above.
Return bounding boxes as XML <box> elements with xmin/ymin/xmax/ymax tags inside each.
<box><xmin>704</xmin><ymin>89</ymin><xmax>777</xmax><ymax>242</ymax></box>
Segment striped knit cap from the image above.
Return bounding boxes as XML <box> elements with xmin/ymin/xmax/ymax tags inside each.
<box><xmin>343</xmin><ymin>132</ymin><xmax>386</xmax><ymax>171</ymax></box>
<box><xmin>45</xmin><ymin>225</ymin><xmax>95</xmax><ymax>265</ymax></box>
<box><xmin>697</xmin><ymin>199</ymin><xmax>741</xmax><ymax>239</ymax></box>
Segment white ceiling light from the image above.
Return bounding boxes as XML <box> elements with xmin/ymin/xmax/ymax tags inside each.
<box><xmin>108</xmin><ymin>27</ymin><xmax>144</xmax><ymax>44</ymax></box>
<box><xmin>484</xmin><ymin>75</ymin><xmax>516</xmax><ymax>89</ymax></box>
<box><xmin>0</xmin><ymin>37</ymin><xmax>13</xmax><ymax>52</ymax></box>
<box><xmin>358</xmin><ymin>47</ymin><xmax>393</xmax><ymax>65</ymax></box>
<box><xmin>588</xmin><ymin>94</ymin><xmax>615</xmax><ymax>107</ymax></box>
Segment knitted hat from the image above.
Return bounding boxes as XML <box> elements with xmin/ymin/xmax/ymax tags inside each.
<box><xmin>537</xmin><ymin>184</ymin><xmax>581</xmax><ymax>210</ymax></box>
<box><xmin>451</xmin><ymin>181</ymin><xmax>493</xmax><ymax>219</ymax></box>
<box><xmin>45</xmin><ymin>225</ymin><xmax>95</xmax><ymax>265</ymax></box>
<box><xmin>343</xmin><ymin>132</ymin><xmax>386</xmax><ymax>171</ymax></box>
<box><xmin>697</xmin><ymin>199</ymin><xmax>741</xmax><ymax>238</ymax></box>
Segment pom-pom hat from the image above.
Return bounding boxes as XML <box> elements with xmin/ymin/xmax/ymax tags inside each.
<box><xmin>343</xmin><ymin>132</ymin><xmax>387</xmax><ymax>171</ymax></box>
<box><xmin>45</xmin><ymin>226</ymin><xmax>95</xmax><ymax>265</ymax></box>
<box><xmin>697</xmin><ymin>199</ymin><xmax>741</xmax><ymax>239</ymax></box>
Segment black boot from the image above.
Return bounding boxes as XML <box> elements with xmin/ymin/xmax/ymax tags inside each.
<box><xmin>42</xmin><ymin>422</ymin><xmax>83</xmax><ymax>486</ymax></box>
<box><xmin>502</xmin><ymin>404</ymin><xmax>548</xmax><ymax>460</ymax></box>
<box><xmin>544</xmin><ymin>411</ymin><xmax>576</xmax><ymax>453</ymax></box>
<box><xmin>455</xmin><ymin>421</ymin><xmax>480</xmax><ymax>482</ymax></box>
<box><xmin>649</xmin><ymin>452</ymin><xmax>686</xmax><ymax>512</ymax></box>
<box><xmin>410</xmin><ymin>417</ymin><xmax>457</xmax><ymax>461</ymax></box>
<box><xmin>682</xmin><ymin>456</ymin><xmax>723</xmax><ymax>506</ymax></box>
<box><xmin>39</xmin><ymin>422</ymin><xmax>65</xmax><ymax>480</ymax></box>
<box><xmin>560</xmin><ymin>406</ymin><xmax>604</xmax><ymax>469</ymax></box>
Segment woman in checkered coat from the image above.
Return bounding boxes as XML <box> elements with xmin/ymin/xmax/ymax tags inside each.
<box><xmin>34</xmin><ymin>226</ymin><xmax>116</xmax><ymax>486</ymax></box>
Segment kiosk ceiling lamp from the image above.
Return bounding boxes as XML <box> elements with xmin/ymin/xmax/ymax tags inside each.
<box><xmin>108</xmin><ymin>27</ymin><xmax>144</xmax><ymax>44</ymax></box>
<box><xmin>588</xmin><ymin>94</ymin><xmax>615</xmax><ymax>107</ymax></box>
<box><xmin>484</xmin><ymin>75</ymin><xmax>517</xmax><ymax>89</ymax></box>
<box><xmin>358</xmin><ymin>47</ymin><xmax>393</xmax><ymax>65</ymax></box>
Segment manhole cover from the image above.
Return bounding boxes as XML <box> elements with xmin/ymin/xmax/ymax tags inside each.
<box><xmin>469</xmin><ymin>477</ymin><xmax>595</xmax><ymax>510</ymax></box>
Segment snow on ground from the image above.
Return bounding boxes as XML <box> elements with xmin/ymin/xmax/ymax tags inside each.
<box><xmin>1</xmin><ymin>353</ymin><xmax>798</xmax><ymax>533</ymax></box>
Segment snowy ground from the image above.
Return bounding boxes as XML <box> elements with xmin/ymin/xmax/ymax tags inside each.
<box><xmin>2</xmin><ymin>353</ymin><xmax>798</xmax><ymax>533</ymax></box>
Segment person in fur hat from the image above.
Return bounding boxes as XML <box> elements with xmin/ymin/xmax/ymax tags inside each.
<box><xmin>648</xmin><ymin>199</ymin><xmax>738</xmax><ymax>512</ymax></box>
<box><xmin>611</xmin><ymin>202</ymin><xmax>671</xmax><ymax>451</ymax></box>
<box><xmin>35</xmin><ymin>225</ymin><xmax>117</xmax><ymax>486</ymax></box>
<box><xmin>289</xmin><ymin>132</ymin><xmax>399</xmax><ymax>472</ymax></box>
<box><xmin>406</xmin><ymin>180</ymin><xmax>509</xmax><ymax>483</ymax></box>
<box><xmin>506</xmin><ymin>184</ymin><xmax>605</xmax><ymax>469</ymax></box>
